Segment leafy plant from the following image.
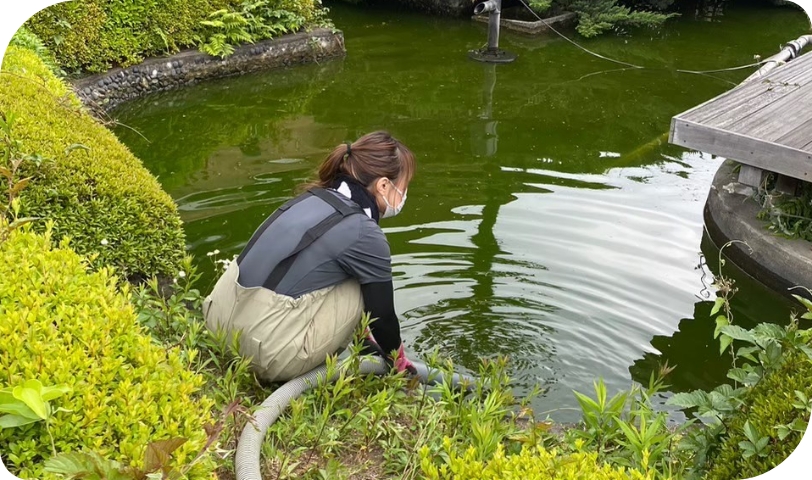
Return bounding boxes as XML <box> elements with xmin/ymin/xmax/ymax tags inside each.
<box><xmin>563</xmin><ymin>0</ymin><xmax>677</xmax><ymax>38</ymax></box>
<box><xmin>9</xmin><ymin>27</ymin><xmax>64</xmax><ymax>76</ymax></box>
<box><xmin>24</xmin><ymin>0</ymin><xmax>322</xmax><ymax>72</ymax></box>
<box><xmin>199</xmin><ymin>9</ymin><xmax>254</xmax><ymax>58</ymax></box>
<box><xmin>0</xmin><ymin>46</ymin><xmax>186</xmax><ymax>279</ymax></box>
<box><xmin>198</xmin><ymin>0</ymin><xmax>307</xmax><ymax>58</ymax></box>
<box><xmin>756</xmin><ymin>176</ymin><xmax>812</xmax><ymax>241</ymax></box>
<box><xmin>0</xmin><ymin>111</ymin><xmax>47</xmax><ymax>243</ymax></box>
<box><xmin>0</xmin><ymin>227</ymin><xmax>215</xmax><ymax>479</ymax></box>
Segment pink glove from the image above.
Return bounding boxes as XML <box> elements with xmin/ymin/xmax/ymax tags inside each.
<box><xmin>394</xmin><ymin>344</ymin><xmax>417</xmax><ymax>375</ymax></box>
<box><xmin>364</xmin><ymin>329</ymin><xmax>416</xmax><ymax>375</ymax></box>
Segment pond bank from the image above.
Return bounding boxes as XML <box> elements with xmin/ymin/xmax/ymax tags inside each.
<box><xmin>72</xmin><ymin>29</ymin><xmax>345</xmax><ymax>112</ymax></box>
<box><xmin>704</xmin><ymin>160</ymin><xmax>812</xmax><ymax>300</ymax></box>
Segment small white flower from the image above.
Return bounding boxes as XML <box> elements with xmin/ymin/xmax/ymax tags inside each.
<box><xmin>206</xmin><ymin>251</ymin><xmax>214</xmax><ymax>257</ymax></box>
<box><xmin>178</xmin><ymin>270</ymin><xmax>186</xmax><ymax>278</ymax></box>
<box><xmin>101</xmin><ymin>239</ymin><xmax>109</xmax><ymax>246</ymax></box>
<box><xmin>213</xmin><ymin>249</ymin><xmax>220</xmax><ymax>255</ymax></box>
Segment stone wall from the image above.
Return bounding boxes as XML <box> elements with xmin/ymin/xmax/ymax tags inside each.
<box><xmin>472</xmin><ymin>12</ymin><xmax>576</xmax><ymax>35</ymax></box>
<box><xmin>73</xmin><ymin>29</ymin><xmax>345</xmax><ymax>112</ymax></box>
<box><xmin>396</xmin><ymin>0</ymin><xmax>475</xmax><ymax>16</ymax></box>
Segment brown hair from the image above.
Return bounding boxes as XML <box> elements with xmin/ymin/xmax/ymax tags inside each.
<box><xmin>301</xmin><ymin>131</ymin><xmax>415</xmax><ymax>192</ymax></box>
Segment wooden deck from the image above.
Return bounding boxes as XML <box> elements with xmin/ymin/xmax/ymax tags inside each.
<box><xmin>670</xmin><ymin>51</ymin><xmax>812</xmax><ymax>184</ymax></box>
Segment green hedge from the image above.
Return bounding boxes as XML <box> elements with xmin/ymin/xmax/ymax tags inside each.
<box><xmin>0</xmin><ymin>45</ymin><xmax>185</xmax><ymax>280</ymax></box>
<box><xmin>0</xmin><ymin>227</ymin><xmax>215</xmax><ymax>479</ymax></box>
<box><xmin>706</xmin><ymin>350</ymin><xmax>812</xmax><ymax>480</ymax></box>
<box><xmin>420</xmin><ymin>441</ymin><xmax>651</xmax><ymax>479</ymax></box>
<box><xmin>25</xmin><ymin>0</ymin><xmax>319</xmax><ymax>73</ymax></box>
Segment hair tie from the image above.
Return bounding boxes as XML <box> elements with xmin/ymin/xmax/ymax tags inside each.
<box><xmin>345</xmin><ymin>142</ymin><xmax>352</xmax><ymax>157</ymax></box>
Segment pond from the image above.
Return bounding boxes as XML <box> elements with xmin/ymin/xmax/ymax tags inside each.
<box><xmin>112</xmin><ymin>0</ymin><xmax>809</xmax><ymax>421</ymax></box>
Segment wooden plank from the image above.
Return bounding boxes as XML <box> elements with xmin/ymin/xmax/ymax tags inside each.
<box><xmin>679</xmin><ymin>53</ymin><xmax>812</xmax><ymax>125</ymax></box>
<box><xmin>776</xmin><ymin>116</ymin><xmax>812</xmax><ymax>150</ymax></box>
<box><xmin>738</xmin><ymin>165</ymin><xmax>766</xmax><ymax>187</ymax></box>
<box><xmin>680</xmin><ymin>57</ymin><xmax>812</xmax><ymax>124</ymax></box>
<box><xmin>670</xmin><ymin>119</ymin><xmax>812</xmax><ymax>182</ymax></box>
<box><xmin>722</xmin><ymin>83</ymin><xmax>812</xmax><ymax>142</ymax></box>
<box><xmin>775</xmin><ymin>174</ymin><xmax>800</xmax><ymax>195</ymax></box>
<box><xmin>705</xmin><ymin>81</ymin><xmax>805</xmax><ymax>130</ymax></box>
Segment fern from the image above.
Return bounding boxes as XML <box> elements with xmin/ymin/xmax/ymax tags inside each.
<box><xmin>197</xmin><ymin>0</ymin><xmax>307</xmax><ymax>58</ymax></box>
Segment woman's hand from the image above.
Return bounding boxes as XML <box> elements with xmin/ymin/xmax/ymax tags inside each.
<box><xmin>394</xmin><ymin>344</ymin><xmax>417</xmax><ymax>375</ymax></box>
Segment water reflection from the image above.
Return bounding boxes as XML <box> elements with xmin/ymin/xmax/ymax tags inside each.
<box><xmin>410</xmin><ymin>63</ymin><xmax>557</xmax><ymax>388</ymax></box>
<box><xmin>629</xmin><ymin>234</ymin><xmax>795</xmax><ymax>394</ymax></box>
<box><xmin>110</xmin><ymin>2</ymin><xmax>810</xmax><ymax>421</ymax></box>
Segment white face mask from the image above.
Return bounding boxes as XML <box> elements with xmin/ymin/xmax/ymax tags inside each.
<box><xmin>381</xmin><ymin>180</ymin><xmax>407</xmax><ymax>219</ymax></box>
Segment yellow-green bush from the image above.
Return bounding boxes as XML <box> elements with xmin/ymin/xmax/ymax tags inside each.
<box><xmin>0</xmin><ymin>227</ymin><xmax>215</xmax><ymax>479</ymax></box>
<box><xmin>0</xmin><ymin>46</ymin><xmax>185</xmax><ymax>279</ymax></box>
<box><xmin>705</xmin><ymin>350</ymin><xmax>812</xmax><ymax>480</ymax></box>
<box><xmin>420</xmin><ymin>439</ymin><xmax>655</xmax><ymax>480</ymax></box>
<box><xmin>25</xmin><ymin>0</ymin><xmax>321</xmax><ymax>73</ymax></box>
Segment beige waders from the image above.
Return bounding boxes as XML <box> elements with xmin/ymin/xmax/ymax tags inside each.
<box><xmin>203</xmin><ymin>260</ymin><xmax>364</xmax><ymax>382</ymax></box>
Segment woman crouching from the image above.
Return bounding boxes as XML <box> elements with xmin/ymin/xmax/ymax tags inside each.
<box><xmin>203</xmin><ymin>131</ymin><xmax>416</xmax><ymax>381</ymax></box>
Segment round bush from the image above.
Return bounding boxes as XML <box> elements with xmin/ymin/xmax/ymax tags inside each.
<box><xmin>0</xmin><ymin>227</ymin><xmax>215</xmax><ymax>479</ymax></box>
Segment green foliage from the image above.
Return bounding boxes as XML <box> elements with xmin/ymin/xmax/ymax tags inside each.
<box><xmin>0</xmin><ymin>46</ymin><xmax>185</xmax><ymax>279</ymax></box>
<box><xmin>568</xmin><ymin>365</ymin><xmax>689</xmax><ymax>478</ymax></box>
<box><xmin>0</xmin><ymin>110</ymin><xmax>47</xmax><ymax>244</ymax></box>
<box><xmin>704</xmin><ymin>339</ymin><xmax>812</xmax><ymax>479</ymax></box>
<box><xmin>664</xmin><ymin>247</ymin><xmax>812</xmax><ymax>478</ymax></box>
<box><xmin>261</xmin><ymin>325</ymin><xmax>537</xmax><ymax>479</ymax></box>
<box><xmin>131</xmin><ymin>255</ymin><xmax>265</xmax><ymax>477</ymax></box>
<box><xmin>45</xmin><ymin>436</ymin><xmax>221</xmax><ymax>480</ymax></box>
<box><xmin>0</xmin><ymin>227</ymin><xmax>215</xmax><ymax>479</ymax></box>
<box><xmin>9</xmin><ymin>27</ymin><xmax>64</xmax><ymax>76</ymax></box>
<box><xmin>0</xmin><ymin>380</ymin><xmax>70</xmax><ymax>432</ymax></box>
<box><xmin>563</xmin><ymin>0</ymin><xmax>677</xmax><ymax>37</ymax></box>
<box><xmin>25</xmin><ymin>0</ymin><xmax>323</xmax><ymax>72</ymax></box>
<box><xmin>528</xmin><ymin>0</ymin><xmax>554</xmax><ymax>14</ymax></box>
<box><xmin>198</xmin><ymin>0</ymin><xmax>308</xmax><ymax>58</ymax></box>
<box><xmin>420</xmin><ymin>440</ymin><xmax>653</xmax><ymax>479</ymax></box>
<box><xmin>756</xmin><ymin>179</ymin><xmax>812</xmax><ymax>241</ymax></box>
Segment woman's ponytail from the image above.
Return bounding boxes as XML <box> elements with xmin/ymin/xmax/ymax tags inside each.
<box><xmin>299</xmin><ymin>131</ymin><xmax>414</xmax><ymax>193</ymax></box>
<box><xmin>316</xmin><ymin>143</ymin><xmax>351</xmax><ymax>188</ymax></box>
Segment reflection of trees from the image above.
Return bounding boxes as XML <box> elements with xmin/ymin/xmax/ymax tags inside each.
<box><xmin>629</xmin><ymin>234</ymin><xmax>794</xmax><ymax>393</ymax></box>
<box><xmin>111</xmin><ymin>60</ymin><xmax>344</xmax><ymax>190</ymax></box>
<box><xmin>409</xmin><ymin>64</ymin><xmax>558</xmax><ymax>388</ymax></box>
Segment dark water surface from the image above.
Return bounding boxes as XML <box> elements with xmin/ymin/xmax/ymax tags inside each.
<box><xmin>113</xmin><ymin>2</ymin><xmax>808</xmax><ymax>420</ymax></box>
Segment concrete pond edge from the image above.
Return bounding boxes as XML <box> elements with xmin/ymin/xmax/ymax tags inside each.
<box><xmin>472</xmin><ymin>11</ymin><xmax>577</xmax><ymax>35</ymax></box>
<box><xmin>72</xmin><ymin>28</ymin><xmax>345</xmax><ymax>112</ymax></box>
<box><xmin>704</xmin><ymin>160</ymin><xmax>812</xmax><ymax>300</ymax></box>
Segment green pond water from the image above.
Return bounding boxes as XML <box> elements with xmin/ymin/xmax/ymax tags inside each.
<box><xmin>112</xmin><ymin>1</ymin><xmax>809</xmax><ymax>421</ymax></box>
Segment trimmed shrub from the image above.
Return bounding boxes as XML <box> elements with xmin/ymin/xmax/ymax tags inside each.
<box><xmin>8</xmin><ymin>26</ymin><xmax>63</xmax><ymax>76</ymax></box>
<box><xmin>420</xmin><ymin>440</ymin><xmax>653</xmax><ymax>480</ymax></box>
<box><xmin>0</xmin><ymin>227</ymin><xmax>215</xmax><ymax>479</ymax></box>
<box><xmin>25</xmin><ymin>0</ymin><xmax>321</xmax><ymax>73</ymax></box>
<box><xmin>705</xmin><ymin>350</ymin><xmax>812</xmax><ymax>480</ymax></box>
<box><xmin>0</xmin><ymin>46</ymin><xmax>185</xmax><ymax>280</ymax></box>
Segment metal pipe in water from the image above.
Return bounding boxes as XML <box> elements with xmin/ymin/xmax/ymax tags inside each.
<box><xmin>474</xmin><ymin>0</ymin><xmax>501</xmax><ymax>52</ymax></box>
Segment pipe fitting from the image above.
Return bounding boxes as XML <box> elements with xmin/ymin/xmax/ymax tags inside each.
<box><xmin>474</xmin><ymin>0</ymin><xmax>499</xmax><ymax>15</ymax></box>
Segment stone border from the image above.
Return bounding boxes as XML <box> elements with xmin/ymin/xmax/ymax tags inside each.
<box><xmin>73</xmin><ymin>28</ymin><xmax>345</xmax><ymax>112</ymax></box>
<box><xmin>704</xmin><ymin>160</ymin><xmax>812</xmax><ymax>299</ymax></box>
<box><xmin>472</xmin><ymin>12</ymin><xmax>576</xmax><ymax>35</ymax></box>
